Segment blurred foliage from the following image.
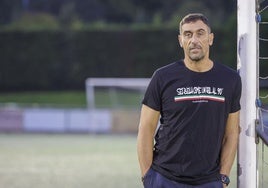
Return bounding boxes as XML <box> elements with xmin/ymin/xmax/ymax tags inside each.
<box><xmin>0</xmin><ymin>0</ymin><xmax>242</xmax><ymax>91</ymax></box>
<box><xmin>0</xmin><ymin>0</ymin><xmax>236</xmax><ymax>29</ymax></box>
<box><xmin>2</xmin><ymin>12</ymin><xmax>60</xmax><ymax>30</ymax></box>
<box><xmin>0</xmin><ymin>26</ymin><xmax>239</xmax><ymax>91</ymax></box>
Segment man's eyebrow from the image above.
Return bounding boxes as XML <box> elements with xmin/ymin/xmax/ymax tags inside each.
<box><xmin>182</xmin><ymin>28</ymin><xmax>207</xmax><ymax>34</ymax></box>
<box><xmin>182</xmin><ymin>30</ymin><xmax>191</xmax><ymax>34</ymax></box>
<box><xmin>198</xmin><ymin>28</ymin><xmax>206</xmax><ymax>31</ymax></box>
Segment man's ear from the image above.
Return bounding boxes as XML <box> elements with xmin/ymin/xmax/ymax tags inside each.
<box><xmin>209</xmin><ymin>33</ymin><xmax>214</xmax><ymax>46</ymax></box>
<box><xmin>178</xmin><ymin>34</ymin><xmax>183</xmax><ymax>47</ymax></box>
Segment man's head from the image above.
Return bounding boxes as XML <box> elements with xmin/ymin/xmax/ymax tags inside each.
<box><xmin>179</xmin><ymin>13</ymin><xmax>211</xmax><ymax>34</ymax></box>
<box><xmin>178</xmin><ymin>13</ymin><xmax>214</xmax><ymax>62</ymax></box>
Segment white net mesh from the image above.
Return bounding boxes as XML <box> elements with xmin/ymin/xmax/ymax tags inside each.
<box><xmin>257</xmin><ymin>1</ymin><xmax>268</xmax><ymax>187</ymax></box>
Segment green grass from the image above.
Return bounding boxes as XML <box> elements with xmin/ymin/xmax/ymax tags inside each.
<box><xmin>94</xmin><ymin>89</ymin><xmax>143</xmax><ymax>108</ymax></box>
<box><xmin>0</xmin><ymin>90</ymin><xmax>143</xmax><ymax>108</ymax></box>
<box><xmin>257</xmin><ymin>140</ymin><xmax>268</xmax><ymax>188</ymax></box>
<box><xmin>260</xmin><ymin>89</ymin><xmax>268</xmax><ymax>104</ymax></box>
<box><xmin>0</xmin><ymin>91</ymin><xmax>86</xmax><ymax>107</ymax></box>
<box><xmin>0</xmin><ymin>134</ymin><xmax>141</xmax><ymax>188</ymax></box>
<box><xmin>0</xmin><ymin>89</ymin><xmax>268</xmax><ymax>187</ymax></box>
<box><xmin>1</xmin><ymin>134</ymin><xmax>266</xmax><ymax>188</ymax></box>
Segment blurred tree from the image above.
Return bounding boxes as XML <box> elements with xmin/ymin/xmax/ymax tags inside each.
<box><xmin>4</xmin><ymin>12</ymin><xmax>59</xmax><ymax>30</ymax></box>
<box><xmin>28</xmin><ymin>0</ymin><xmax>68</xmax><ymax>15</ymax></box>
<box><xmin>167</xmin><ymin>1</ymin><xmax>210</xmax><ymax>28</ymax></box>
<box><xmin>0</xmin><ymin>0</ymin><xmax>22</xmax><ymax>25</ymax></box>
<box><xmin>105</xmin><ymin>0</ymin><xmax>137</xmax><ymax>23</ymax></box>
<box><xmin>133</xmin><ymin>0</ymin><xmax>163</xmax><ymax>22</ymax></box>
<box><xmin>75</xmin><ymin>0</ymin><xmax>106</xmax><ymax>22</ymax></box>
<box><xmin>202</xmin><ymin>0</ymin><xmax>236</xmax><ymax>24</ymax></box>
<box><xmin>159</xmin><ymin>0</ymin><xmax>181</xmax><ymax>21</ymax></box>
<box><xmin>0</xmin><ymin>0</ymin><xmax>12</xmax><ymax>24</ymax></box>
<box><xmin>58</xmin><ymin>2</ymin><xmax>81</xmax><ymax>29</ymax></box>
<box><xmin>0</xmin><ymin>0</ymin><xmax>236</xmax><ymax>27</ymax></box>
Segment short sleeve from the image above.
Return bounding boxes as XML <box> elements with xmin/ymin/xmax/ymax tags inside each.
<box><xmin>230</xmin><ymin>75</ymin><xmax>242</xmax><ymax>113</ymax></box>
<box><xmin>142</xmin><ymin>71</ymin><xmax>162</xmax><ymax>111</ymax></box>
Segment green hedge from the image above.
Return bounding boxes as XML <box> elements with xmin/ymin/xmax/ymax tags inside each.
<box><xmin>0</xmin><ymin>28</ymin><xmax>237</xmax><ymax>91</ymax></box>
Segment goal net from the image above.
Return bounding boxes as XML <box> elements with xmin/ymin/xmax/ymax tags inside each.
<box><xmin>85</xmin><ymin>78</ymin><xmax>150</xmax><ymax>109</ymax></box>
<box><xmin>256</xmin><ymin>0</ymin><xmax>268</xmax><ymax>187</ymax></box>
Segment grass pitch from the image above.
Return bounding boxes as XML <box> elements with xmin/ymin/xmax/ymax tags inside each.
<box><xmin>0</xmin><ymin>90</ymin><xmax>143</xmax><ymax>108</ymax></box>
<box><xmin>0</xmin><ymin>134</ymin><xmax>141</xmax><ymax>188</ymax></box>
<box><xmin>0</xmin><ymin>134</ymin><xmax>267</xmax><ymax>188</ymax></box>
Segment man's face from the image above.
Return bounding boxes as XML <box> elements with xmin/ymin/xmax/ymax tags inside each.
<box><xmin>179</xmin><ymin>20</ymin><xmax>214</xmax><ymax>62</ymax></box>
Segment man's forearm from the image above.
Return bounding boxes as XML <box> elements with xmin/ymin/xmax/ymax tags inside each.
<box><xmin>137</xmin><ymin>127</ymin><xmax>155</xmax><ymax>176</ymax></box>
<box><xmin>220</xmin><ymin>111</ymin><xmax>240</xmax><ymax>176</ymax></box>
<box><xmin>137</xmin><ymin>105</ymin><xmax>160</xmax><ymax>176</ymax></box>
<box><xmin>220</xmin><ymin>132</ymin><xmax>239</xmax><ymax>176</ymax></box>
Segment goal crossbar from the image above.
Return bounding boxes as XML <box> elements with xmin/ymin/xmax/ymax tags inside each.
<box><xmin>85</xmin><ymin>78</ymin><xmax>150</xmax><ymax>109</ymax></box>
<box><xmin>86</xmin><ymin>78</ymin><xmax>150</xmax><ymax>88</ymax></box>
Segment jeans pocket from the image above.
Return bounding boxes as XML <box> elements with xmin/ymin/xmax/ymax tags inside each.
<box><xmin>142</xmin><ymin>167</ymin><xmax>154</xmax><ymax>187</ymax></box>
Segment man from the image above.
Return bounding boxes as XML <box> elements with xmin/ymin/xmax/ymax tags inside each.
<box><xmin>137</xmin><ymin>13</ymin><xmax>241</xmax><ymax>188</ymax></box>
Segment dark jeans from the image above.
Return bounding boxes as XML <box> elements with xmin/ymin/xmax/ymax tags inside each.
<box><xmin>143</xmin><ymin>167</ymin><xmax>223</xmax><ymax>188</ymax></box>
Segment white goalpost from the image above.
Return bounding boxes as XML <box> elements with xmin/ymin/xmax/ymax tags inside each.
<box><xmin>85</xmin><ymin>78</ymin><xmax>150</xmax><ymax>109</ymax></box>
<box><xmin>237</xmin><ymin>0</ymin><xmax>258</xmax><ymax>188</ymax></box>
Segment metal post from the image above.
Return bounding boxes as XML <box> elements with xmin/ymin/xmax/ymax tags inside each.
<box><xmin>237</xmin><ymin>0</ymin><xmax>258</xmax><ymax>188</ymax></box>
<box><xmin>86</xmin><ymin>79</ymin><xmax>95</xmax><ymax>109</ymax></box>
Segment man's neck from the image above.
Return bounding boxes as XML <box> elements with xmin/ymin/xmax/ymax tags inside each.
<box><xmin>183</xmin><ymin>58</ymin><xmax>213</xmax><ymax>72</ymax></box>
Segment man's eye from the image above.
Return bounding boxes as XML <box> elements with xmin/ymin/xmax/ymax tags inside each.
<box><xmin>197</xmin><ymin>31</ymin><xmax>206</xmax><ymax>37</ymax></box>
<box><xmin>185</xmin><ymin>33</ymin><xmax>192</xmax><ymax>37</ymax></box>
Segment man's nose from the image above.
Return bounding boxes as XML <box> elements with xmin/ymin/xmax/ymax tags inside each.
<box><xmin>190</xmin><ymin>34</ymin><xmax>199</xmax><ymax>43</ymax></box>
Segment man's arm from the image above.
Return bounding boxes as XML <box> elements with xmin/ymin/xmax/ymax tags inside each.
<box><xmin>220</xmin><ymin>111</ymin><xmax>240</xmax><ymax>183</ymax></box>
<box><xmin>137</xmin><ymin>104</ymin><xmax>160</xmax><ymax>177</ymax></box>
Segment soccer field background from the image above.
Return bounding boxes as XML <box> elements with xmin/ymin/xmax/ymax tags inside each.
<box><xmin>0</xmin><ymin>134</ymin><xmax>141</xmax><ymax>188</ymax></box>
<box><xmin>0</xmin><ymin>134</ymin><xmax>267</xmax><ymax>188</ymax></box>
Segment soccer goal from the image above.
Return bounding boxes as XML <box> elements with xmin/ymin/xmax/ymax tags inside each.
<box><xmin>237</xmin><ymin>0</ymin><xmax>257</xmax><ymax>187</ymax></box>
<box><xmin>256</xmin><ymin>0</ymin><xmax>268</xmax><ymax>188</ymax></box>
<box><xmin>238</xmin><ymin>0</ymin><xmax>268</xmax><ymax>188</ymax></box>
<box><xmin>85</xmin><ymin>78</ymin><xmax>150</xmax><ymax>109</ymax></box>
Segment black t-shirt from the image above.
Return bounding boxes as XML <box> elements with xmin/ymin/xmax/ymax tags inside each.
<box><xmin>142</xmin><ymin>60</ymin><xmax>241</xmax><ymax>185</ymax></box>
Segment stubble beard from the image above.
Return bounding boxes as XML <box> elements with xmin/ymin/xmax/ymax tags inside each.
<box><xmin>188</xmin><ymin>44</ymin><xmax>205</xmax><ymax>62</ymax></box>
<box><xmin>189</xmin><ymin>51</ymin><xmax>205</xmax><ymax>62</ymax></box>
